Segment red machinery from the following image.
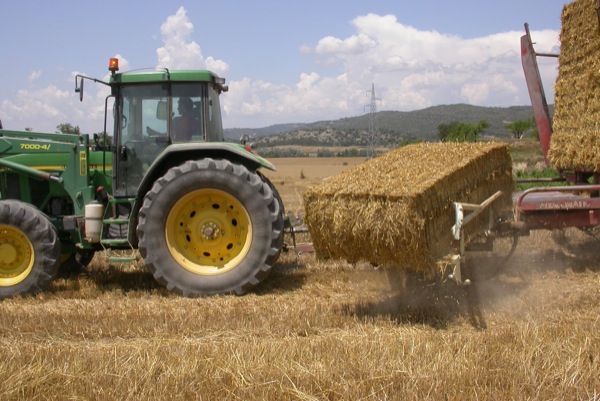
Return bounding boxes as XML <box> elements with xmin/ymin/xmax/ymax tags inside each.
<box><xmin>289</xmin><ymin>21</ymin><xmax>600</xmax><ymax>287</ymax></box>
<box><xmin>449</xmin><ymin>21</ymin><xmax>600</xmax><ymax>285</ymax></box>
<box><xmin>517</xmin><ymin>22</ymin><xmax>600</xmax><ymax>232</ymax></box>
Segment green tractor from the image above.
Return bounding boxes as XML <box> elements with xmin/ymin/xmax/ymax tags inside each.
<box><xmin>0</xmin><ymin>58</ymin><xmax>284</xmax><ymax>299</ymax></box>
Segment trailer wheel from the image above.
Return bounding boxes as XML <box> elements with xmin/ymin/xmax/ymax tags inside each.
<box><xmin>137</xmin><ymin>159</ymin><xmax>283</xmax><ymax>296</ymax></box>
<box><xmin>0</xmin><ymin>200</ymin><xmax>61</xmax><ymax>299</ymax></box>
<box><xmin>467</xmin><ymin>234</ymin><xmax>519</xmax><ymax>282</ymax></box>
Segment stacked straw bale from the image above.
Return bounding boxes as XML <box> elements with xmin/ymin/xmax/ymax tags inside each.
<box><xmin>303</xmin><ymin>142</ymin><xmax>514</xmax><ymax>272</ymax></box>
<box><xmin>549</xmin><ymin>0</ymin><xmax>600</xmax><ymax>171</ymax></box>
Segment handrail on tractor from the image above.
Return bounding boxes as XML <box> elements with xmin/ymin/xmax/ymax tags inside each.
<box><xmin>0</xmin><ymin>158</ymin><xmax>62</xmax><ymax>183</ymax></box>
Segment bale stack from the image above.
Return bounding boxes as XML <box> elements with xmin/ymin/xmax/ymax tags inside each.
<box><xmin>303</xmin><ymin>142</ymin><xmax>513</xmax><ymax>272</ymax></box>
<box><xmin>549</xmin><ymin>0</ymin><xmax>600</xmax><ymax>171</ymax></box>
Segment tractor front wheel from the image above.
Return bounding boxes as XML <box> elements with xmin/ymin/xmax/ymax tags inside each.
<box><xmin>137</xmin><ymin>159</ymin><xmax>283</xmax><ymax>296</ymax></box>
<box><xmin>0</xmin><ymin>200</ymin><xmax>61</xmax><ymax>299</ymax></box>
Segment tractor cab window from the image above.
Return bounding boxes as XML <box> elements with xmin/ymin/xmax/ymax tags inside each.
<box><xmin>117</xmin><ymin>84</ymin><xmax>170</xmax><ymax>195</ymax></box>
<box><xmin>206</xmin><ymin>85</ymin><xmax>224</xmax><ymax>142</ymax></box>
<box><xmin>120</xmin><ymin>85</ymin><xmax>168</xmax><ymax>144</ymax></box>
<box><xmin>171</xmin><ymin>84</ymin><xmax>203</xmax><ymax>143</ymax></box>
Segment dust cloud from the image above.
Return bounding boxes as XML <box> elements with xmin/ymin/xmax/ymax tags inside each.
<box><xmin>346</xmin><ymin>228</ymin><xmax>600</xmax><ymax>328</ymax></box>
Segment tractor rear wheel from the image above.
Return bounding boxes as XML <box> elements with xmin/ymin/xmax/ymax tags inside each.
<box><xmin>137</xmin><ymin>159</ymin><xmax>283</xmax><ymax>296</ymax></box>
<box><xmin>0</xmin><ymin>200</ymin><xmax>61</xmax><ymax>299</ymax></box>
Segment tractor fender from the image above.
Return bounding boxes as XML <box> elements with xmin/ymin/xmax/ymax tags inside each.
<box><xmin>132</xmin><ymin>142</ymin><xmax>276</xmax><ymax>239</ymax></box>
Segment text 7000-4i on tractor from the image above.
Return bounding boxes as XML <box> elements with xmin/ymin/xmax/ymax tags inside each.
<box><xmin>0</xmin><ymin>58</ymin><xmax>285</xmax><ymax>299</ymax></box>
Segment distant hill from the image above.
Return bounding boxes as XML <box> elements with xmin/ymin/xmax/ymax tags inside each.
<box><xmin>224</xmin><ymin>103</ymin><xmax>553</xmax><ymax>147</ymax></box>
<box><xmin>224</xmin><ymin>123</ymin><xmax>307</xmax><ymax>140</ymax></box>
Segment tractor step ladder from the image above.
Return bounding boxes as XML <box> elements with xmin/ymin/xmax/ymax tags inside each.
<box><xmin>100</xmin><ymin>196</ymin><xmax>138</xmax><ymax>263</ymax></box>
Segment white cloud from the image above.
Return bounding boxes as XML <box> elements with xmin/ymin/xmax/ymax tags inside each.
<box><xmin>0</xmin><ymin>11</ymin><xmax>561</xmax><ymax>133</ymax></box>
<box><xmin>297</xmin><ymin>73</ymin><xmax>320</xmax><ymax>90</ymax></box>
<box><xmin>461</xmin><ymin>82</ymin><xmax>490</xmax><ymax>104</ymax></box>
<box><xmin>0</xmin><ymin>56</ymin><xmax>132</xmax><ymax>133</ymax></box>
<box><xmin>222</xmin><ymin>14</ymin><xmax>559</xmax><ymax>127</ymax></box>
<box><xmin>28</xmin><ymin>70</ymin><xmax>42</xmax><ymax>84</ymax></box>
<box><xmin>1</xmin><ymin>86</ymin><xmax>74</xmax><ymax>132</ymax></box>
<box><xmin>315</xmin><ymin>33</ymin><xmax>377</xmax><ymax>55</ymax></box>
<box><xmin>156</xmin><ymin>7</ymin><xmax>229</xmax><ymax>76</ymax></box>
<box><xmin>300</xmin><ymin>45</ymin><xmax>312</xmax><ymax>55</ymax></box>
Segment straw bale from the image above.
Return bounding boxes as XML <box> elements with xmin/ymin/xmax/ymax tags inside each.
<box><xmin>549</xmin><ymin>0</ymin><xmax>600</xmax><ymax>171</ymax></box>
<box><xmin>303</xmin><ymin>142</ymin><xmax>513</xmax><ymax>272</ymax></box>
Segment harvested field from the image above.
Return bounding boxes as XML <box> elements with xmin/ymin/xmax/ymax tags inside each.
<box><xmin>262</xmin><ymin>157</ymin><xmax>366</xmax><ymax>214</ymax></box>
<box><xmin>0</xmin><ymin>153</ymin><xmax>599</xmax><ymax>400</ymax></box>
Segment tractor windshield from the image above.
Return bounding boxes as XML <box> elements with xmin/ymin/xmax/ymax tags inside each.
<box><xmin>171</xmin><ymin>84</ymin><xmax>203</xmax><ymax>142</ymax></box>
<box><xmin>118</xmin><ymin>83</ymin><xmax>205</xmax><ymax>145</ymax></box>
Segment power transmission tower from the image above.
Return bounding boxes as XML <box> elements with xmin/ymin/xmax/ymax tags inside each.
<box><xmin>364</xmin><ymin>83</ymin><xmax>381</xmax><ymax>158</ymax></box>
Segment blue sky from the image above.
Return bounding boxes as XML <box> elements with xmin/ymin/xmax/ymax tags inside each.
<box><xmin>1</xmin><ymin>1</ymin><xmax>567</xmax><ymax>133</ymax></box>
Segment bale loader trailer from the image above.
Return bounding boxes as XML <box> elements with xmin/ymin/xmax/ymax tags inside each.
<box><xmin>0</xmin><ymin>58</ymin><xmax>285</xmax><ymax>299</ymax></box>
<box><xmin>450</xmin><ymin>20</ymin><xmax>600</xmax><ymax>285</ymax></box>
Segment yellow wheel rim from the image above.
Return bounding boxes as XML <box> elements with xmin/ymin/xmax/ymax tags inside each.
<box><xmin>166</xmin><ymin>189</ymin><xmax>252</xmax><ymax>275</ymax></box>
<box><xmin>0</xmin><ymin>224</ymin><xmax>34</xmax><ymax>286</ymax></box>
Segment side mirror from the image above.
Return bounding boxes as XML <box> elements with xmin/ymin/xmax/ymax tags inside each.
<box><xmin>156</xmin><ymin>100</ymin><xmax>168</xmax><ymax>120</ymax></box>
<box><xmin>75</xmin><ymin>76</ymin><xmax>84</xmax><ymax>102</ymax></box>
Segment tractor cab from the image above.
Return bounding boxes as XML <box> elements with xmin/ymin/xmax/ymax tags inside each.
<box><xmin>77</xmin><ymin>58</ymin><xmax>229</xmax><ymax>196</ymax></box>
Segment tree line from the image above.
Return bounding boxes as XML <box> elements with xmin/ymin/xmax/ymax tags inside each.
<box><xmin>438</xmin><ymin>118</ymin><xmax>536</xmax><ymax>142</ymax></box>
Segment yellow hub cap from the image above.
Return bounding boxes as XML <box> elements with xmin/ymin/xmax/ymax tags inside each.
<box><xmin>0</xmin><ymin>224</ymin><xmax>34</xmax><ymax>286</ymax></box>
<box><xmin>166</xmin><ymin>189</ymin><xmax>252</xmax><ymax>275</ymax></box>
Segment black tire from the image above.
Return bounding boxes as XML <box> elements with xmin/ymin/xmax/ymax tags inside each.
<box><xmin>0</xmin><ymin>200</ymin><xmax>61</xmax><ymax>299</ymax></box>
<box><xmin>137</xmin><ymin>158</ymin><xmax>284</xmax><ymax>296</ymax></box>
<box><xmin>259</xmin><ymin>172</ymin><xmax>285</xmax><ymax>253</ymax></box>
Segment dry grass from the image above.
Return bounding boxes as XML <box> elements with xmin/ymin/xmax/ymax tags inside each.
<box><xmin>264</xmin><ymin>157</ymin><xmax>366</xmax><ymax>216</ymax></box>
<box><xmin>1</xmin><ymin>155</ymin><xmax>599</xmax><ymax>400</ymax></box>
